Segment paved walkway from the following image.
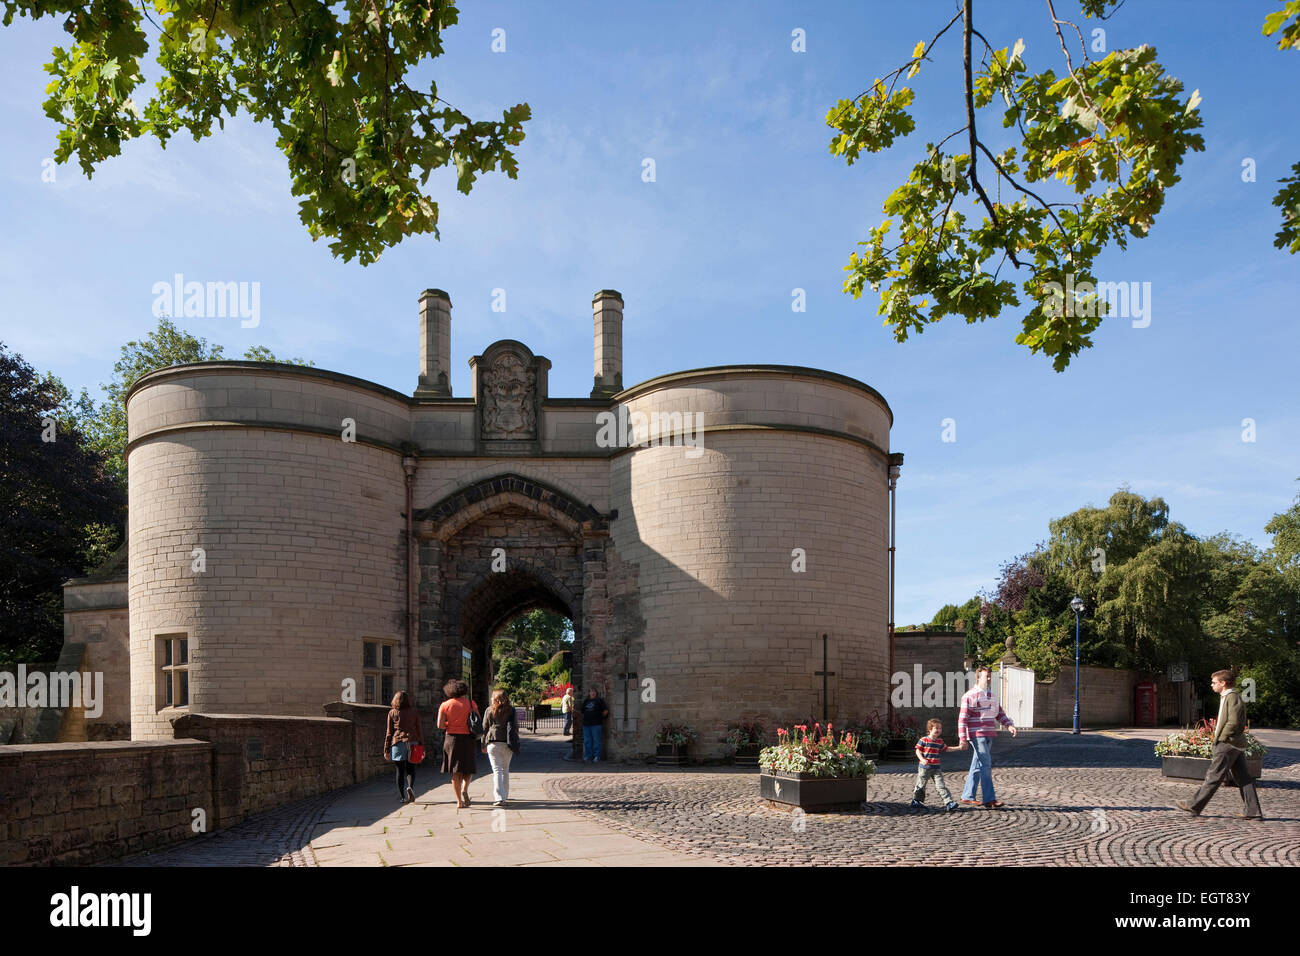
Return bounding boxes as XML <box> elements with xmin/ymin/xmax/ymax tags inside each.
<box><xmin>114</xmin><ymin>728</ymin><xmax>1300</xmax><ymax>867</ymax></box>
<box><xmin>117</xmin><ymin>733</ymin><xmax>709</xmax><ymax>867</ymax></box>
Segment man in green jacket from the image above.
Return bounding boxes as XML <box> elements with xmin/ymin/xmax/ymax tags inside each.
<box><xmin>1175</xmin><ymin>669</ymin><xmax>1264</xmax><ymax>820</ymax></box>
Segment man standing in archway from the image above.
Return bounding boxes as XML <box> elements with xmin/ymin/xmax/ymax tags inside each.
<box><xmin>581</xmin><ymin>686</ymin><xmax>609</xmax><ymax>763</ymax></box>
<box><xmin>561</xmin><ymin>685</ymin><xmax>575</xmax><ymax>736</ymax></box>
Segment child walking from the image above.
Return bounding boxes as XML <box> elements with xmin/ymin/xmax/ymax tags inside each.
<box><xmin>912</xmin><ymin>718</ymin><xmax>958</xmax><ymax>811</ymax></box>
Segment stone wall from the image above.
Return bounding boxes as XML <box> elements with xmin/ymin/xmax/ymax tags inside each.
<box><xmin>0</xmin><ymin>703</ymin><xmax>388</xmax><ymax>866</ymax></box>
<box><xmin>0</xmin><ymin>662</ymin><xmax>54</xmax><ymax>744</ymax></box>
<box><xmin>609</xmin><ymin>373</ymin><xmax>893</xmax><ymax>758</ymax></box>
<box><xmin>60</xmin><ymin>577</ymin><xmax>131</xmax><ymax>740</ymax></box>
<box><xmin>127</xmin><ymin>427</ymin><xmax>407</xmax><ymax>739</ymax></box>
<box><xmin>170</xmin><ymin>713</ymin><xmax>353</xmax><ymax>828</ymax></box>
<box><xmin>118</xmin><ymin>330</ymin><xmax>897</xmax><ymax>763</ymax></box>
<box><xmin>891</xmin><ymin>633</ymin><xmax>1185</xmax><ymax>730</ymax></box>
<box><xmin>1033</xmin><ymin>666</ymin><xmax>1181</xmax><ymax>728</ymax></box>
<box><xmin>892</xmin><ymin>631</ymin><xmax>968</xmax><ymax>731</ymax></box>
<box><xmin>0</xmin><ymin>739</ymin><xmax>213</xmax><ymax>865</ymax></box>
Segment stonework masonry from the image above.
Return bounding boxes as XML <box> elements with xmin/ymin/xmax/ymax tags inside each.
<box><xmin>65</xmin><ymin>289</ymin><xmax>896</xmax><ymax>761</ymax></box>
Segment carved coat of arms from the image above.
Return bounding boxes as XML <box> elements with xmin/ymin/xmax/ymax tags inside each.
<box><xmin>481</xmin><ymin>352</ymin><xmax>537</xmax><ymax>440</ymax></box>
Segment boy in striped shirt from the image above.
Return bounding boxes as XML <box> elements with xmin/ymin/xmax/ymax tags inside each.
<box><xmin>911</xmin><ymin>718</ymin><xmax>959</xmax><ymax>811</ymax></box>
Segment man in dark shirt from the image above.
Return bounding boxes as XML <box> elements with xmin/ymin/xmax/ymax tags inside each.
<box><xmin>581</xmin><ymin>687</ymin><xmax>609</xmax><ymax>763</ymax></box>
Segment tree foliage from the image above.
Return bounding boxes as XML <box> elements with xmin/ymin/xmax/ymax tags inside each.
<box><xmin>930</xmin><ymin>486</ymin><xmax>1300</xmax><ymax>722</ymax></box>
<box><xmin>77</xmin><ymin>318</ymin><xmax>313</xmax><ymax>489</ymax></box>
<box><xmin>490</xmin><ymin>609</ymin><xmax>572</xmax><ymax>704</ymax></box>
<box><xmin>827</xmin><ymin>0</ymin><xmax>1204</xmax><ymax>370</ymax></box>
<box><xmin>1263</xmin><ymin>2</ymin><xmax>1300</xmax><ymax>253</ymax></box>
<box><xmin>1</xmin><ymin>344</ymin><xmax>122</xmax><ymax>663</ymax></box>
<box><xmin>2</xmin><ymin>1</ymin><xmax>530</xmax><ymax>263</ymax></box>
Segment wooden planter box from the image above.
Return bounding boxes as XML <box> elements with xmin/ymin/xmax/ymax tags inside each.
<box><xmin>733</xmin><ymin>745</ymin><xmax>761</xmax><ymax>767</ymax></box>
<box><xmin>886</xmin><ymin>738</ymin><xmax>916</xmax><ymax>761</ymax></box>
<box><xmin>760</xmin><ymin>771</ymin><xmax>869</xmax><ymax>812</ymax></box>
<box><xmin>655</xmin><ymin>743</ymin><xmax>689</xmax><ymax>767</ymax></box>
<box><xmin>1161</xmin><ymin>754</ymin><xmax>1263</xmax><ymax>785</ymax></box>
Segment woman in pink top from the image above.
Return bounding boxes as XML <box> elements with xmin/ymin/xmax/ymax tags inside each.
<box><xmin>437</xmin><ymin>678</ymin><xmax>480</xmax><ymax>808</ymax></box>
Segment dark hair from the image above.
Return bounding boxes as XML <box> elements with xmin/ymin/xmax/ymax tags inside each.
<box><xmin>1211</xmin><ymin>669</ymin><xmax>1235</xmax><ymax>686</ymax></box>
<box><xmin>443</xmin><ymin>679</ymin><xmax>469</xmax><ymax>698</ymax></box>
<box><xmin>391</xmin><ymin>691</ymin><xmax>410</xmax><ymax>710</ymax></box>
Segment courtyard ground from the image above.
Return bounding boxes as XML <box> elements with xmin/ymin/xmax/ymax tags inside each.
<box><xmin>113</xmin><ymin>727</ymin><xmax>1300</xmax><ymax>867</ymax></box>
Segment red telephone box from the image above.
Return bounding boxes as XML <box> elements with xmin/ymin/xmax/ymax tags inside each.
<box><xmin>1135</xmin><ymin>681</ymin><xmax>1158</xmax><ymax>727</ymax></box>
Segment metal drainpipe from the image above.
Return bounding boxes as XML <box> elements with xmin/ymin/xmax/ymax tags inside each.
<box><xmin>402</xmin><ymin>455</ymin><xmax>418</xmax><ymax>700</ymax></box>
<box><xmin>887</xmin><ymin>453</ymin><xmax>902</xmax><ymax>722</ymax></box>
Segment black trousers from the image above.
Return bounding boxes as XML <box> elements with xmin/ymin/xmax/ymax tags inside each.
<box><xmin>1190</xmin><ymin>742</ymin><xmax>1262</xmax><ymax>816</ymax></box>
<box><xmin>395</xmin><ymin>759</ymin><xmax>415</xmax><ymax>796</ymax></box>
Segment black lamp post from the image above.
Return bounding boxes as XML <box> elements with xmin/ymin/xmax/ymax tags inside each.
<box><xmin>1070</xmin><ymin>595</ymin><xmax>1084</xmax><ymax>734</ymax></box>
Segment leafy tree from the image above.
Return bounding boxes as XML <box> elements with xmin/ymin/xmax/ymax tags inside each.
<box><xmin>79</xmin><ymin>318</ymin><xmax>312</xmax><ymax>489</ymax></box>
<box><xmin>0</xmin><ymin>345</ymin><xmax>122</xmax><ymax>663</ymax></box>
<box><xmin>493</xmin><ymin>655</ymin><xmax>544</xmax><ymax>706</ymax></box>
<box><xmin>3</xmin><ymin>1</ymin><xmax>530</xmax><ymax>263</ymax></box>
<box><xmin>1045</xmin><ymin>487</ymin><xmax>1173</xmax><ymax>607</ymax></box>
<box><xmin>826</xmin><ymin>0</ymin><xmax>1204</xmax><ymax>370</ymax></box>
<box><xmin>492</xmin><ymin>609</ymin><xmax>572</xmax><ymax>665</ymax></box>
<box><xmin>931</xmin><ymin>486</ymin><xmax>1300</xmax><ymax>722</ymax></box>
<box><xmin>1264</xmin><ymin>2</ymin><xmax>1300</xmax><ymax>253</ymax></box>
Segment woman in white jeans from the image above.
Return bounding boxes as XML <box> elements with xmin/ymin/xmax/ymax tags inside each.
<box><xmin>480</xmin><ymin>689</ymin><xmax>521</xmax><ymax>806</ymax></box>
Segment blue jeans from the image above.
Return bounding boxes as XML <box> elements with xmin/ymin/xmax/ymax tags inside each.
<box><xmin>564</xmin><ymin>713</ymin><xmax>572</xmax><ymax>735</ymax></box>
<box><xmin>962</xmin><ymin>737</ymin><xmax>995</xmax><ymax>802</ymax></box>
<box><xmin>583</xmin><ymin>723</ymin><xmax>603</xmax><ymax>761</ymax></box>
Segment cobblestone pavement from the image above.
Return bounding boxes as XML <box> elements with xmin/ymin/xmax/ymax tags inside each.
<box><xmin>543</xmin><ymin>731</ymin><xmax>1300</xmax><ymax>866</ymax></box>
<box><xmin>114</xmin><ymin>788</ymin><xmax>343</xmax><ymax>866</ymax></box>
<box><xmin>107</xmin><ymin>729</ymin><xmax>1300</xmax><ymax>867</ymax></box>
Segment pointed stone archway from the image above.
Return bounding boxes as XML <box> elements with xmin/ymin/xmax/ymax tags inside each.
<box><xmin>412</xmin><ymin>474</ymin><xmax>629</xmax><ymax>752</ymax></box>
<box><xmin>447</xmin><ymin>562</ymin><xmax>576</xmax><ymax>707</ymax></box>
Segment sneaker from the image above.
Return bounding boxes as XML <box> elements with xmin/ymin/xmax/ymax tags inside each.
<box><xmin>946</xmin><ymin>802</ymin><xmax>959</xmax><ymax>812</ymax></box>
<box><xmin>492</xmin><ymin>801</ymin><xmax>504</xmax><ymax>807</ymax></box>
<box><xmin>910</xmin><ymin>799</ymin><xmax>923</xmax><ymax>808</ymax></box>
<box><xmin>405</xmin><ymin>786</ymin><xmax>414</xmax><ymax>803</ymax></box>
<box><xmin>1175</xmin><ymin>799</ymin><xmax>1200</xmax><ymax>817</ymax></box>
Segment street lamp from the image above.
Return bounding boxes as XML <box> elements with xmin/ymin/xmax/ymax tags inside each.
<box><xmin>1070</xmin><ymin>595</ymin><xmax>1085</xmax><ymax>734</ymax></box>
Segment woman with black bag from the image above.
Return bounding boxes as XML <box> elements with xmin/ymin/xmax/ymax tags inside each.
<box><xmin>481</xmin><ymin>688</ymin><xmax>521</xmax><ymax>806</ymax></box>
<box><xmin>437</xmin><ymin>679</ymin><xmax>480</xmax><ymax>808</ymax></box>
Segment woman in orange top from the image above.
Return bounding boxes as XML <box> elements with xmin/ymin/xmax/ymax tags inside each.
<box><xmin>437</xmin><ymin>678</ymin><xmax>479</xmax><ymax>808</ymax></box>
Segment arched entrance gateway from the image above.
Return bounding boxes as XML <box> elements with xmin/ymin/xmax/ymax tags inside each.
<box><xmin>117</xmin><ymin>288</ymin><xmax>899</xmax><ymax>760</ymax></box>
<box><xmin>415</xmin><ymin>474</ymin><xmax>598</xmax><ymax>713</ymax></box>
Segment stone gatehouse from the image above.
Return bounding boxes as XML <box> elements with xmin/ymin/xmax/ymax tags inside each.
<box><xmin>62</xmin><ymin>289</ymin><xmax>897</xmax><ymax>759</ymax></box>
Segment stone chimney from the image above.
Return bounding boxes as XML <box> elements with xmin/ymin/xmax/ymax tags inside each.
<box><xmin>416</xmin><ymin>289</ymin><xmax>452</xmax><ymax>396</ymax></box>
<box><xmin>590</xmin><ymin>289</ymin><xmax>624</xmax><ymax>399</ymax></box>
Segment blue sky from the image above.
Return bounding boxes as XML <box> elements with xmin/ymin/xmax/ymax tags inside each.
<box><xmin>2</xmin><ymin>1</ymin><xmax>1297</xmax><ymax>626</ymax></box>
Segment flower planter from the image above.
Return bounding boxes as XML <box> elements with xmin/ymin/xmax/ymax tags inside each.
<box><xmin>760</xmin><ymin>771</ymin><xmax>868</xmax><ymax>812</ymax></box>
<box><xmin>1161</xmin><ymin>754</ymin><xmax>1263</xmax><ymax>785</ymax></box>
<box><xmin>733</xmin><ymin>744</ymin><xmax>761</xmax><ymax>767</ymax></box>
<box><xmin>655</xmin><ymin>743</ymin><xmax>689</xmax><ymax>767</ymax></box>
